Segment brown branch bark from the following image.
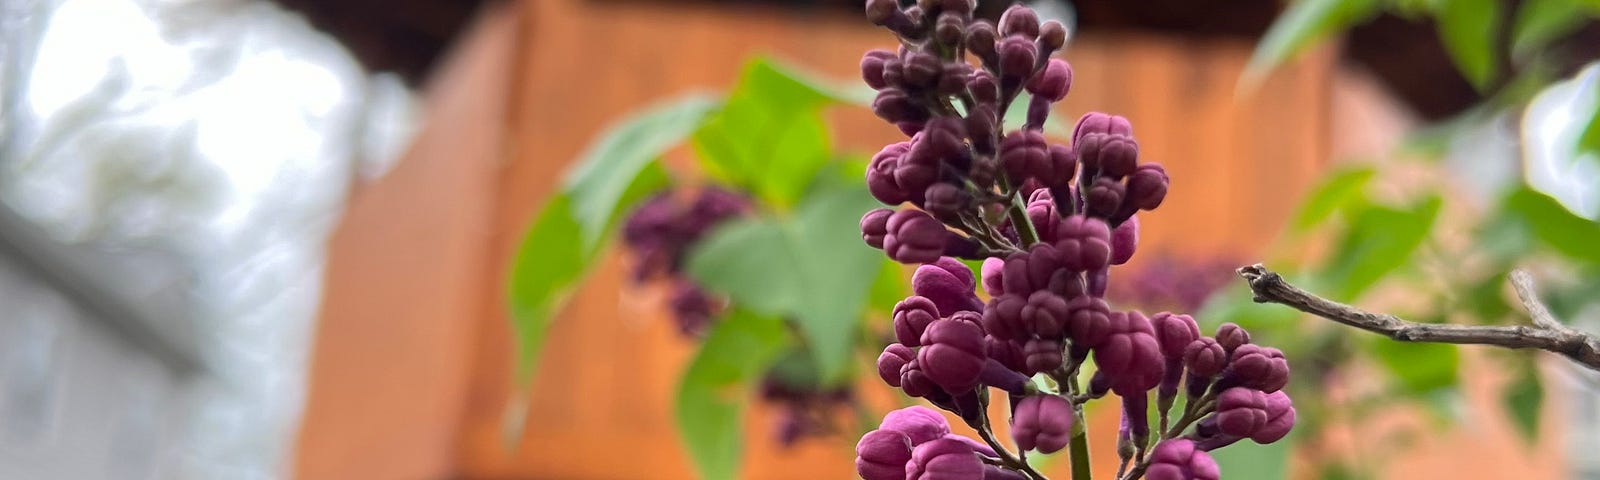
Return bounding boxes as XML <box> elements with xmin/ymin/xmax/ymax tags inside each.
<box><xmin>1237</xmin><ymin>264</ymin><xmax>1600</xmax><ymax>372</ymax></box>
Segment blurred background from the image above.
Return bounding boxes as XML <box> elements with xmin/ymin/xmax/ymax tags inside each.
<box><xmin>1</xmin><ymin>0</ymin><xmax>1598</xmax><ymax>479</ymax></box>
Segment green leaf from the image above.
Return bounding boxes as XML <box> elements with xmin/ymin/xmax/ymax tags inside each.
<box><xmin>788</xmin><ymin>182</ymin><xmax>891</xmax><ymax>384</ymax></box>
<box><xmin>1460</xmin><ymin>269</ymin><xmax>1513</xmax><ymax>323</ymax></box>
<box><xmin>507</xmin><ymin>193</ymin><xmax>586</xmax><ymax>381</ymax></box>
<box><xmin>1435</xmin><ymin>0</ymin><xmax>1502</xmax><ymax>91</ymax></box>
<box><xmin>1245</xmin><ymin>0</ymin><xmax>1382</xmax><ymax>84</ymax></box>
<box><xmin>1504</xmin><ymin>186</ymin><xmax>1600</xmax><ymax>264</ymax></box>
<box><xmin>1369</xmin><ymin>338</ymin><xmax>1460</xmax><ymax>394</ymax></box>
<box><xmin>693</xmin><ymin>58</ymin><xmax>837</xmax><ymax>207</ymax></box>
<box><xmin>508</xmin><ymin>93</ymin><xmax>703</xmax><ymax>384</ymax></box>
<box><xmin>684</xmin><ymin>218</ymin><xmax>803</xmax><ymax>316</ymax></box>
<box><xmin>869</xmin><ymin>259</ymin><xmax>909</xmax><ymax>317</ymax></box>
<box><xmin>1290</xmin><ymin>166</ymin><xmax>1376</xmax><ymax>232</ymax></box>
<box><xmin>1511</xmin><ymin>0</ymin><xmax>1589</xmax><ymax>60</ymax></box>
<box><xmin>564</xmin><ymin>94</ymin><xmax>719</xmax><ymax>247</ymax></box>
<box><xmin>1318</xmin><ymin>195</ymin><xmax>1443</xmax><ymax>300</ymax></box>
<box><xmin>507</xmin><ymin>162</ymin><xmax>672</xmax><ymax>382</ymax></box>
<box><xmin>1502</xmin><ymin>359</ymin><xmax>1544</xmax><ymax>444</ymax></box>
<box><xmin>1211</xmin><ymin>429</ymin><xmax>1291</xmax><ymax>480</ymax></box>
<box><xmin>676</xmin><ymin>309</ymin><xmax>791</xmax><ymax>480</ymax></box>
<box><xmin>684</xmin><ymin>182</ymin><xmax>885</xmax><ymax>384</ymax></box>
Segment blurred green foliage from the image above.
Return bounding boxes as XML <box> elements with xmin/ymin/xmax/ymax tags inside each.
<box><xmin>1231</xmin><ymin>0</ymin><xmax>1600</xmax><ymax>476</ymax></box>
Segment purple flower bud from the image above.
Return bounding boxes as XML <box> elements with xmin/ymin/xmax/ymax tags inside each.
<box><xmin>967</xmin><ymin>69</ymin><xmax>999</xmax><ymax>106</ymax></box>
<box><xmin>1094</xmin><ymin>311</ymin><xmax>1165</xmax><ymax>394</ymax></box>
<box><xmin>944</xmin><ymin>433</ymin><xmax>995</xmax><ymax>457</ymax></box>
<box><xmin>1026</xmin><ymin>59</ymin><xmax>1072</xmax><ymax>102</ymax></box>
<box><xmin>1071</xmin><ymin>112</ymin><xmax>1134</xmax><ymax>144</ymax></box>
<box><xmin>918</xmin><ymin>319</ymin><xmax>988</xmax><ymax>394</ymax></box>
<box><xmin>885</xmin><ymin>209</ymin><xmax>947</xmax><ymax>264</ymax></box>
<box><xmin>894</xmin><ymin>295</ymin><xmax>942</xmax><ymax>347</ymax></box>
<box><xmin>1012</xmin><ymin>395</ymin><xmax>1074</xmax><ymax>453</ymax></box>
<box><xmin>1043</xmin><ymin>143</ymin><xmax>1076</xmax><ymax>188</ymax></box>
<box><xmin>931</xmin><ymin>0</ymin><xmax>975</xmax><ymax>15</ymax></box>
<box><xmin>1111</xmin><ymin>215</ymin><xmax>1139</xmax><ymax>265</ymax></box>
<box><xmin>1000</xmin><ymin>130</ymin><xmax>1050</xmax><ymax>184</ymax></box>
<box><xmin>1223</xmin><ymin>346</ymin><xmax>1289</xmax><ymax>393</ymax></box>
<box><xmin>1021</xmin><ymin>290</ymin><xmax>1070</xmax><ymax>337</ymax></box>
<box><xmin>983</xmin><ymin>294</ymin><xmax>1028</xmax><ymax>340</ymax></box>
<box><xmin>980</xmin><ymin>357</ymin><xmax>1031</xmax><ymax>394</ymax></box>
<box><xmin>966</xmin><ymin>21</ymin><xmax>999</xmax><ymax>69</ymax></box>
<box><xmin>1183</xmin><ymin>337</ymin><xmax>1227</xmax><ymax>377</ymax></box>
<box><xmin>880</xmin><ymin>406</ymin><xmax>952</xmax><ymax>445</ymax></box>
<box><xmin>944</xmin><ymin>231</ymin><xmax>982</xmax><ymax>260</ymax></box>
<box><xmin>882</xmin><ymin>56</ymin><xmax>907</xmax><ymax>88</ymax></box>
<box><xmin>1026</xmin><ymin>199</ymin><xmax>1060</xmax><ymax>244</ymax></box>
<box><xmin>1215</xmin><ymin>323</ymin><xmax>1250</xmax><ymax>353</ymax></box>
<box><xmin>1083</xmin><ymin>133</ymin><xmax>1140</xmax><ymax>179</ymax></box>
<box><xmin>861</xmin><ymin>49</ymin><xmax>896</xmax><ymax>90</ymax></box>
<box><xmin>873</xmin><ymin>88</ymin><xmax>929</xmax><ymax>127</ymax></box>
<box><xmin>878</xmin><ymin>343</ymin><xmax>916</xmax><ymax>387</ymax></box>
<box><xmin>669</xmin><ymin>281</ymin><xmax>716</xmax><ymax>336</ymax></box>
<box><xmin>1084</xmin><ymin>176</ymin><xmax>1125</xmax><ymax>219</ymax></box>
<box><xmin>965</xmin><ymin>103</ymin><xmax>999</xmax><ymax>153</ymax></box>
<box><xmin>1251</xmin><ymin>390</ymin><xmax>1295</xmax><ymax>444</ymax></box>
<box><xmin>855</xmin><ymin>429</ymin><xmax>912</xmax><ymax>480</ymax></box>
<box><xmin>981</xmin><ymin>257</ymin><xmax>1005</xmax><ymax>297</ymax></box>
<box><xmin>923</xmin><ymin>183</ymin><xmax>969</xmax><ymax>222</ymax></box>
<box><xmin>1145</xmin><ymin>439</ymin><xmax>1221</xmax><ymax>480</ymax></box>
<box><xmin>1038</xmin><ymin>20</ymin><xmax>1067</xmax><ymax>54</ymax></box>
<box><xmin>867</xmin><ymin>142</ymin><xmax>912</xmax><ymax>205</ymax></box>
<box><xmin>985</xmin><ymin>335</ymin><xmax>1031</xmax><ymax>375</ymax></box>
<box><xmin>1023</xmin><ymin>338</ymin><xmax>1063</xmax><ymax>372</ymax></box>
<box><xmin>906</xmin><ymin>437</ymin><xmax>985</xmax><ymax>480</ymax></box>
<box><xmin>1054</xmin><ymin>215</ymin><xmax>1113</xmax><ymax>271</ymax></box>
<box><xmin>934</xmin><ymin>12</ymin><xmax>965</xmax><ymax>47</ymax></box>
<box><xmin>1065</xmin><ymin>295</ymin><xmax>1112</xmax><ymax>347</ymax></box>
<box><xmin>913</xmin><ymin>261</ymin><xmax>982</xmax><ymax>317</ymax></box>
<box><xmin>903</xmin><ymin>52</ymin><xmax>943</xmax><ymax>89</ymax></box>
<box><xmin>997</xmin><ymin>36</ymin><xmax>1038</xmax><ymax>80</ymax></box>
<box><xmin>1046</xmin><ymin>269</ymin><xmax>1086</xmax><ymax>299</ymax></box>
<box><xmin>901</xmin><ymin>359</ymin><xmax>938</xmax><ymax>398</ymax></box>
<box><xmin>1150</xmin><ymin>312</ymin><xmax>1201</xmax><ymax>359</ymax></box>
<box><xmin>1125</xmin><ymin>163</ymin><xmax>1169</xmax><ymax>211</ymax></box>
<box><xmin>1214</xmin><ymin>387</ymin><xmax>1269</xmax><ymax>437</ymax></box>
<box><xmin>936</xmin><ymin>61</ymin><xmax>973</xmax><ymax>97</ymax></box>
<box><xmin>1001</xmin><ymin>252</ymin><xmax>1035</xmax><ymax>295</ymax></box>
<box><xmin>862</xmin><ymin>208</ymin><xmax>894</xmax><ymax>248</ymax></box>
<box><xmin>998</xmin><ymin>4</ymin><xmax>1040</xmax><ymax>39</ymax></box>
<box><xmin>864</xmin><ymin>0</ymin><xmax>900</xmax><ymax>25</ymax></box>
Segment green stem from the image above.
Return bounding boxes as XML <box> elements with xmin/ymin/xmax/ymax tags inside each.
<box><xmin>1008</xmin><ymin>193</ymin><xmax>1041</xmax><ymax>247</ymax></box>
<box><xmin>1065</xmin><ymin>371</ymin><xmax>1093</xmax><ymax>480</ymax></box>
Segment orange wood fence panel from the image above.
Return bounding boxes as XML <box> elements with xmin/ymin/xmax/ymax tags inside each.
<box><xmin>294</xmin><ymin>4</ymin><xmax>520</xmax><ymax>479</ymax></box>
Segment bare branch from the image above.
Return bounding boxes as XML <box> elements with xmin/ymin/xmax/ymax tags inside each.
<box><xmin>1237</xmin><ymin>264</ymin><xmax>1600</xmax><ymax>372</ymax></box>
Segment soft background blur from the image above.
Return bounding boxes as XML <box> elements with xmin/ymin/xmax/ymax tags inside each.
<box><xmin>1</xmin><ymin>0</ymin><xmax>1597</xmax><ymax>479</ymax></box>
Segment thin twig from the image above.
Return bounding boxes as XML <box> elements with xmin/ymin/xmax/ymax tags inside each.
<box><xmin>1238</xmin><ymin>264</ymin><xmax>1600</xmax><ymax>372</ymax></box>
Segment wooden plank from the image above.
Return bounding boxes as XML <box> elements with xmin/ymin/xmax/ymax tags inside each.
<box><xmin>292</xmin><ymin>4</ymin><xmax>520</xmax><ymax>480</ymax></box>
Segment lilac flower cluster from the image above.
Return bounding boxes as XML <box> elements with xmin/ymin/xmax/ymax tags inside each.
<box><xmin>851</xmin><ymin>2</ymin><xmax>1294</xmax><ymax>479</ymax></box>
<box><xmin>759</xmin><ymin>374</ymin><xmax>854</xmax><ymax>447</ymax></box>
<box><xmin>621</xmin><ymin>187</ymin><xmax>750</xmax><ymax>335</ymax></box>
<box><xmin>1106</xmin><ymin>254</ymin><xmax>1239</xmax><ymax>313</ymax></box>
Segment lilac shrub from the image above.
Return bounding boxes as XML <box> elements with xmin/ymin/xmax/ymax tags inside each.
<box><xmin>852</xmin><ymin>1</ymin><xmax>1294</xmax><ymax>478</ymax></box>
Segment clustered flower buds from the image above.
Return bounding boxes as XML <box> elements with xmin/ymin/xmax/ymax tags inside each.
<box><xmin>759</xmin><ymin>371</ymin><xmax>853</xmax><ymax>447</ymax></box>
<box><xmin>622</xmin><ymin>187</ymin><xmax>750</xmax><ymax>335</ymax></box>
<box><xmin>852</xmin><ymin>2</ymin><xmax>1294</xmax><ymax>479</ymax></box>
